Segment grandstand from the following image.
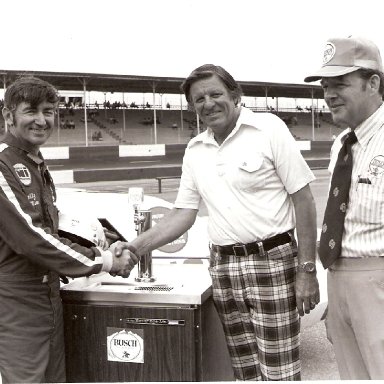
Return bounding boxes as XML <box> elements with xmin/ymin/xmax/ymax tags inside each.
<box><xmin>0</xmin><ymin>71</ymin><xmax>336</xmax><ymax>182</ymax></box>
<box><xmin>41</xmin><ymin>108</ymin><xmax>201</xmax><ymax>147</ymax></box>
<box><xmin>0</xmin><ymin>69</ymin><xmax>329</xmax><ymax>146</ymax></box>
<box><xmin>277</xmin><ymin>110</ymin><xmax>344</xmax><ymax>141</ymax></box>
<box><xmin>0</xmin><ymin>106</ymin><xmax>341</xmax><ymax>146</ymax></box>
<box><xmin>36</xmin><ymin>106</ymin><xmax>340</xmax><ymax>147</ymax></box>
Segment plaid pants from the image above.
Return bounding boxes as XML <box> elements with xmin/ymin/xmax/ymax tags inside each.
<box><xmin>209</xmin><ymin>240</ymin><xmax>300</xmax><ymax>381</ymax></box>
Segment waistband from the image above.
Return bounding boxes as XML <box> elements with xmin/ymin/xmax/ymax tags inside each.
<box><xmin>329</xmin><ymin>257</ymin><xmax>384</xmax><ymax>271</ymax></box>
<box><xmin>210</xmin><ymin>231</ymin><xmax>293</xmax><ymax>257</ymax></box>
<box><xmin>0</xmin><ymin>271</ymin><xmax>57</xmax><ymax>283</ymax></box>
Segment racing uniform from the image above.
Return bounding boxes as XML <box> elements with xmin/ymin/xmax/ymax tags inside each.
<box><xmin>0</xmin><ymin>132</ymin><xmax>113</xmax><ymax>383</ymax></box>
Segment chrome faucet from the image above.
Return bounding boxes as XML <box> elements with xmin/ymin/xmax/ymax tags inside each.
<box><xmin>128</xmin><ymin>187</ymin><xmax>155</xmax><ymax>283</ymax></box>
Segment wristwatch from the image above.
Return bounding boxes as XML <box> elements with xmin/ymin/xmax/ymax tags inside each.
<box><xmin>297</xmin><ymin>261</ymin><xmax>316</xmax><ymax>273</ymax></box>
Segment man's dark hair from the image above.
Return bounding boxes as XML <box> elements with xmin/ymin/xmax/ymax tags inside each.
<box><xmin>357</xmin><ymin>68</ymin><xmax>384</xmax><ymax>95</ymax></box>
<box><xmin>4</xmin><ymin>76</ymin><xmax>59</xmax><ymax>112</ymax></box>
<box><xmin>181</xmin><ymin>64</ymin><xmax>243</xmax><ymax>108</ymax></box>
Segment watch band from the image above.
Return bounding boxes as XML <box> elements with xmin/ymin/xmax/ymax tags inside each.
<box><xmin>297</xmin><ymin>261</ymin><xmax>316</xmax><ymax>273</ymax></box>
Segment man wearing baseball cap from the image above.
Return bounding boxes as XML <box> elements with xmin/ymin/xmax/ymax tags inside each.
<box><xmin>305</xmin><ymin>36</ymin><xmax>384</xmax><ymax>379</ymax></box>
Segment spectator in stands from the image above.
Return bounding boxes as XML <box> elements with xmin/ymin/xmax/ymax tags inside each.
<box><xmin>92</xmin><ymin>131</ymin><xmax>103</xmax><ymax>141</ymax></box>
<box><xmin>115</xmin><ymin>64</ymin><xmax>319</xmax><ymax>381</ymax></box>
<box><xmin>69</xmin><ymin>119</ymin><xmax>75</xmax><ymax>129</ymax></box>
<box><xmin>305</xmin><ymin>35</ymin><xmax>384</xmax><ymax>380</ymax></box>
<box><xmin>64</xmin><ymin>119</ymin><xmax>69</xmax><ymax>129</ymax></box>
<box><xmin>0</xmin><ymin>76</ymin><xmax>138</xmax><ymax>383</ymax></box>
<box><xmin>59</xmin><ymin>119</ymin><xmax>66</xmax><ymax>130</ymax></box>
<box><xmin>141</xmin><ymin>117</ymin><xmax>151</xmax><ymax>125</ymax></box>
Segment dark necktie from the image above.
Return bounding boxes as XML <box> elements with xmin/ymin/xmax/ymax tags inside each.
<box><xmin>318</xmin><ymin>131</ymin><xmax>357</xmax><ymax>268</ymax></box>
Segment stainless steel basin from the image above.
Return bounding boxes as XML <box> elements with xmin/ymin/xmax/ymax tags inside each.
<box><xmin>61</xmin><ymin>263</ymin><xmax>212</xmax><ymax>305</ymax></box>
<box><xmin>87</xmin><ymin>281</ymin><xmax>178</xmax><ymax>292</ymax></box>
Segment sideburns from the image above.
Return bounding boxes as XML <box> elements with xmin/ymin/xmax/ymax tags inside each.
<box><xmin>361</xmin><ymin>80</ymin><xmax>368</xmax><ymax>92</ymax></box>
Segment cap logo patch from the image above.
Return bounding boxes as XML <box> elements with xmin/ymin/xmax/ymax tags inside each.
<box><xmin>13</xmin><ymin>163</ymin><xmax>32</xmax><ymax>186</ymax></box>
<box><xmin>323</xmin><ymin>42</ymin><xmax>336</xmax><ymax>65</ymax></box>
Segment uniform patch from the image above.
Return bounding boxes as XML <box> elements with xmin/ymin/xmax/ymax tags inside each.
<box><xmin>369</xmin><ymin>155</ymin><xmax>384</xmax><ymax>177</ymax></box>
<box><xmin>27</xmin><ymin>192</ymin><xmax>39</xmax><ymax>207</ymax></box>
<box><xmin>323</xmin><ymin>42</ymin><xmax>336</xmax><ymax>65</ymax></box>
<box><xmin>13</xmin><ymin>163</ymin><xmax>32</xmax><ymax>186</ymax></box>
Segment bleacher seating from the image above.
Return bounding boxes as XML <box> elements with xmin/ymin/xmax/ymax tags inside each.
<box><xmin>45</xmin><ymin>109</ymin><xmax>120</xmax><ymax>147</ymax></box>
<box><xmin>0</xmin><ymin>107</ymin><xmax>342</xmax><ymax>147</ymax></box>
<box><xmin>82</xmin><ymin>109</ymin><xmax>201</xmax><ymax>145</ymax></box>
<box><xmin>275</xmin><ymin>111</ymin><xmax>344</xmax><ymax>140</ymax></box>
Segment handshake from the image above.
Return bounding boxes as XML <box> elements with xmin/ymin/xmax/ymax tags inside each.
<box><xmin>108</xmin><ymin>241</ymin><xmax>138</xmax><ymax>278</ymax></box>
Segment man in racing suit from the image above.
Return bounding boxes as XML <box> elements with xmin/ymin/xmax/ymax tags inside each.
<box><xmin>0</xmin><ymin>76</ymin><xmax>138</xmax><ymax>383</ymax></box>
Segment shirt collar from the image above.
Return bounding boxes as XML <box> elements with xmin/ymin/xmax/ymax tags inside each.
<box><xmin>187</xmin><ymin>107</ymin><xmax>257</xmax><ymax>148</ymax></box>
<box><xmin>354</xmin><ymin>102</ymin><xmax>384</xmax><ymax>148</ymax></box>
<box><xmin>3</xmin><ymin>132</ymin><xmax>44</xmax><ymax>165</ymax></box>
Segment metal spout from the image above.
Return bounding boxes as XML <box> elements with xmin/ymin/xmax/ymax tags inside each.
<box><xmin>134</xmin><ymin>209</ymin><xmax>155</xmax><ymax>283</ymax></box>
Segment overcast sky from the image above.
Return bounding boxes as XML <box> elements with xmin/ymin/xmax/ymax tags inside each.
<box><xmin>2</xmin><ymin>0</ymin><xmax>384</xmax><ymax>85</ymax></box>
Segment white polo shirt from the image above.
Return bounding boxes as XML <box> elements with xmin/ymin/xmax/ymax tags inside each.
<box><xmin>329</xmin><ymin>102</ymin><xmax>384</xmax><ymax>257</ymax></box>
<box><xmin>174</xmin><ymin>107</ymin><xmax>315</xmax><ymax>245</ymax></box>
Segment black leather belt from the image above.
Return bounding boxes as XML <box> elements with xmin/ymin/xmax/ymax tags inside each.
<box><xmin>211</xmin><ymin>232</ymin><xmax>292</xmax><ymax>257</ymax></box>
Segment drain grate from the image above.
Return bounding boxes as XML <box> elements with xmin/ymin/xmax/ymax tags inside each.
<box><xmin>134</xmin><ymin>286</ymin><xmax>174</xmax><ymax>291</ymax></box>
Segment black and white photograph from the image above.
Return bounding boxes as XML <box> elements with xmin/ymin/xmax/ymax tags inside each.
<box><xmin>1</xmin><ymin>0</ymin><xmax>384</xmax><ymax>382</ymax></box>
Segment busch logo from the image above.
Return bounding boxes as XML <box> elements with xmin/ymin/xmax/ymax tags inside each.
<box><xmin>323</xmin><ymin>43</ymin><xmax>336</xmax><ymax>65</ymax></box>
<box><xmin>369</xmin><ymin>155</ymin><xmax>384</xmax><ymax>176</ymax></box>
<box><xmin>107</xmin><ymin>328</ymin><xmax>144</xmax><ymax>363</ymax></box>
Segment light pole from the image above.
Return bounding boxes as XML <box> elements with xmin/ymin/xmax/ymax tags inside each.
<box><xmin>104</xmin><ymin>92</ymin><xmax>107</xmax><ymax>119</ymax></box>
<box><xmin>159</xmin><ymin>93</ymin><xmax>163</xmax><ymax>121</ymax></box>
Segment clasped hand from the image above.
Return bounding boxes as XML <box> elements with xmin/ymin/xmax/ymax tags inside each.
<box><xmin>108</xmin><ymin>241</ymin><xmax>139</xmax><ymax>278</ymax></box>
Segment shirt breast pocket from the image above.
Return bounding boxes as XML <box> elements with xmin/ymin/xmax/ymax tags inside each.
<box><xmin>356</xmin><ymin>183</ymin><xmax>384</xmax><ymax>224</ymax></box>
<box><xmin>237</xmin><ymin>156</ymin><xmax>265</xmax><ymax>191</ymax></box>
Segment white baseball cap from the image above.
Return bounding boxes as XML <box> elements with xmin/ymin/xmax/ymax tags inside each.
<box><xmin>304</xmin><ymin>36</ymin><xmax>383</xmax><ymax>82</ymax></box>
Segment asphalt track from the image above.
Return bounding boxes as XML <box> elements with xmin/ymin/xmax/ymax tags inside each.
<box><xmin>57</xmin><ymin>169</ymin><xmax>341</xmax><ymax>381</ymax></box>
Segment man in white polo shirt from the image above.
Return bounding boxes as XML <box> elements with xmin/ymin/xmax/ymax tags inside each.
<box><xmin>305</xmin><ymin>36</ymin><xmax>384</xmax><ymax>379</ymax></box>
<box><xmin>117</xmin><ymin>64</ymin><xmax>319</xmax><ymax>380</ymax></box>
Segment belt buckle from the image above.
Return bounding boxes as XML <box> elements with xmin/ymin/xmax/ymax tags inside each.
<box><xmin>233</xmin><ymin>244</ymin><xmax>248</xmax><ymax>257</ymax></box>
<box><xmin>210</xmin><ymin>244</ymin><xmax>221</xmax><ymax>260</ymax></box>
<box><xmin>257</xmin><ymin>241</ymin><xmax>265</xmax><ymax>257</ymax></box>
